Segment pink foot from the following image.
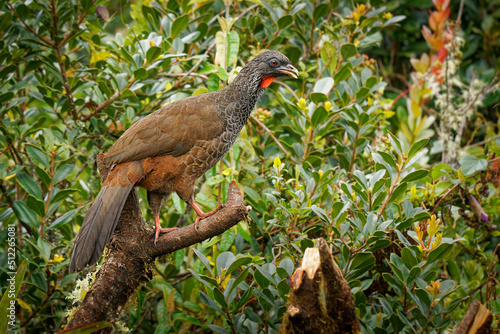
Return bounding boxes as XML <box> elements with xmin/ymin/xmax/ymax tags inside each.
<box><xmin>190</xmin><ymin>202</ymin><xmax>226</xmax><ymax>231</ymax></box>
<box><xmin>154</xmin><ymin>215</ymin><xmax>178</xmax><ymax>245</ymax></box>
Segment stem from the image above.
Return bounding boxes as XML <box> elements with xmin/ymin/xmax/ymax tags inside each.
<box><xmin>250</xmin><ymin>114</ymin><xmax>298</xmax><ymax>165</ymax></box>
<box><xmin>7</xmin><ymin>2</ymin><xmax>55</xmax><ymax>47</ymax></box>
<box><xmin>40</xmin><ymin>152</ymin><xmax>55</xmax><ymax>235</ymax></box>
<box><xmin>376</xmin><ymin>157</ymin><xmax>407</xmax><ymax>221</ymax></box>
<box><xmin>348</xmin><ymin>127</ymin><xmax>360</xmax><ymax>173</ymax></box>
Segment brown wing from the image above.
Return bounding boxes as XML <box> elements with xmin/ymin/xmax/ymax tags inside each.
<box><xmin>104</xmin><ymin>93</ymin><xmax>225</xmax><ymax>166</ymax></box>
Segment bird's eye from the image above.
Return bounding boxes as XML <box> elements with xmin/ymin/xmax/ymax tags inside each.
<box><xmin>269</xmin><ymin>59</ymin><xmax>279</xmax><ymax>67</ymax></box>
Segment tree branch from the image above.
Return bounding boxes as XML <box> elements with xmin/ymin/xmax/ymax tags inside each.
<box><xmin>250</xmin><ymin>114</ymin><xmax>299</xmax><ymax>164</ymax></box>
<box><xmin>65</xmin><ymin>155</ymin><xmax>250</xmax><ymax>332</ymax></box>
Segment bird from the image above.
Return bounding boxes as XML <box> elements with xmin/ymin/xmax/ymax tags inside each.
<box><xmin>69</xmin><ymin>50</ymin><xmax>298</xmax><ymax>272</ymax></box>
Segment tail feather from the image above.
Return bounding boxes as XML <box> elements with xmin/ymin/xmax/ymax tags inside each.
<box><xmin>69</xmin><ymin>181</ymin><xmax>134</xmax><ymax>272</ymax></box>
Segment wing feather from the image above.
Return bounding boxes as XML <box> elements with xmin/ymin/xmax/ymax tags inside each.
<box><xmin>104</xmin><ymin>93</ymin><xmax>225</xmax><ymax>166</ymax></box>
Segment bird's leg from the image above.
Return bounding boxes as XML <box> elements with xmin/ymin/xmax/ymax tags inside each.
<box><xmin>188</xmin><ymin>201</ymin><xmax>226</xmax><ymax>230</ymax></box>
<box><xmin>154</xmin><ymin>215</ymin><xmax>178</xmax><ymax>245</ymax></box>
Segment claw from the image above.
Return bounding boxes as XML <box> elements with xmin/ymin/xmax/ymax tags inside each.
<box><xmin>154</xmin><ymin>215</ymin><xmax>178</xmax><ymax>245</ymax></box>
<box><xmin>189</xmin><ymin>202</ymin><xmax>226</xmax><ymax>231</ymax></box>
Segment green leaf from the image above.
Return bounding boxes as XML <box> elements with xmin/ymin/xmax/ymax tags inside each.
<box><xmin>459</xmin><ymin>155</ymin><xmax>488</xmax><ymax>176</ymax></box>
<box><xmin>427</xmin><ymin>243</ymin><xmax>453</xmax><ymax>264</ymax></box>
<box><xmin>16</xmin><ymin>3</ymin><xmax>29</xmax><ymax>20</ymax></box>
<box><xmin>401</xmin><ymin>170</ymin><xmax>428</xmax><ymax>183</ymax></box>
<box><xmin>0</xmin><ymin>260</ymin><xmax>27</xmax><ymax>334</ymax></box>
<box><xmin>171</xmin><ymin>192</ymin><xmax>185</xmax><ymax>214</ymax></box>
<box><xmin>227</xmin><ymin>267</ymin><xmax>250</xmax><ymax>295</ymax></box>
<box><xmin>310</xmin><ymin>92</ymin><xmax>328</xmax><ymax>104</ymax></box>
<box><xmin>120</xmin><ymin>47</ymin><xmax>135</xmax><ymax>65</ymax></box>
<box><xmin>207</xmin><ymin>73</ymin><xmax>219</xmax><ymax>91</ymax></box>
<box><xmin>378</xmin><ymin>151</ymin><xmax>397</xmax><ymax>170</ymax></box>
<box><xmin>334</xmin><ymin>63</ymin><xmax>352</xmax><ymax>83</ymax></box>
<box><xmin>53</xmin><ymin>164</ymin><xmax>74</xmax><ymax>184</ymax></box>
<box><xmin>356</xmin><ymin>87</ymin><xmax>369</xmax><ymax>100</ymax></box>
<box><xmin>193</xmin><ymin>248</ymin><xmax>213</xmax><ymax>277</ymax></box>
<box><xmin>37</xmin><ymin>237</ymin><xmax>52</xmax><ymax>261</ymax></box>
<box><xmin>26</xmin><ymin>145</ymin><xmax>50</xmax><ymax>169</ymax></box>
<box><xmin>216</xmin><ymin>251</ymin><xmax>236</xmax><ymax>277</ymax></box>
<box><xmin>226</xmin><ymin>31</ymin><xmax>240</xmax><ymax>67</ymax></box>
<box><xmin>16</xmin><ymin>172</ymin><xmax>42</xmax><ymax>199</ymax></box>
<box><xmin>199</xmin><ymin>291</ymin><xmax>224</xmax><ymax>314</ymax></box>
<box><xmin>26</xmin><ymin>195</ymin><xmax>45</xmax><ymax>217</ymax></box>
<box><xmin>388</xmin><ymin>183</ymin><xmax>407</xmax><ymax>203</ymax></box>
<box><xmin>13</xmin><ymin>200</ymin><xmax>38</xmax><ymax>228</ymax></box>
<box><xmin>226</xmin><ymin>257</ymin><xmax>252</xmax><ymax>277</ymax></box>
<box><xmin>408</xmin><ymin>138</ymin><xmax>429</xmax><ymax>160</ymax></box>
<box><xmin>47</xmin><ymin>209</ymin><xmax>78</xmax><ymax>230</ymax></box>
<box><xmin>134</xmin><ymin>68</ymin><xmax>148</xmax><ymax>80</ymax></box>
<box><xmin>254</xmin><ymin>267</ymin><xmax>275</xmax><ymax>288</ymax></box>
<box><xmin>401</xmin><ymin>248</ymin><xmax>417</xmax><ymax>269</ymax></box>
<box><xmin>431</xmin><ymin>163</ymin><xmax>453</xmax><ymax>179</ymax></box>
<box><xmin>57</xmin><ymin>322</ymin><xmax>112</xmax><ymax>334</ymax></box>
<box><xmin>388</xmin><ymin>133</ymin><xmax>403</xmax><ymax>158</ymax></box>
<box><xmin>277</xmin><ymin>15</ymin><xmax>293</xmax><ymax>29</ymax></box>
<box><xmin>383</xmin><ymin>15</ymin><xmax>406</xmax><ymax>27</ymax></box>
<box><xmin>313</xmin><ymin>77</ymin><xmax>334</xmax><ymax>95</ymax></box>
<box><xmin>146</xmin><ymin>46</ymin><xmax>162</xmax><ymax>64</ymax></box>
<box><xmin>406</xmin><ymin>266</ymin><xmax>421</xmax><ymax>284</ymax></box>
<box><xmin>311</xmin><ymin>106</ymin><xmax>328</xmax><ymax>127</ymax></box>
<box><xmin>50</xmin><ymin>189</ymin><xmax>78</xmax><ymax>204</ymax></box>
<box><xmin>171</xmin><ymin>14</ymin><xmax>189</xmax><ymax>39</ymax></box>
<box><xmin>207</xmin><ymin>325</ymin><xmax>229</xmax><ymax>334</ymax></box>
<box><xmin>174</xmin><ymin>248</ymin><xmax>185</xmax><ymax>270</ymax></box>
<box><xmin>212</xmin><ymin>287</ymin><xmax>227</xmax><ymax>309</ymax></box>
<box><xmin>0</xmin><ymin>92</ymin><xmax>14</xmax><ymax>103</ymax></box>
<box><xmin>245</xmin><ymin>307</ymin><xmax>264</xmax><ymax>324</ymax></box>
<box><xmin>340</xmin><ymin>43</ymin><xmax>357</xmax><ymax>59</ymax></box>
<box><xmin>348</xmin><ymin>252</ymin><xmax>375</xmax><ymax>278</ymax></box>
<box><xmin>219</xmin><ymin>228</ymin><xmax>235</xmax><ymax>253</ymax></box>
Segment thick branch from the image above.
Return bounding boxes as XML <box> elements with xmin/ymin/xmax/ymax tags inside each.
<box><xmin>280</xmin><ymin>238</ymin><xmax>359</xmax><ymax>334</ymax></box>
<box><xmin>65</xmin><ymin>155</ymin><xmax>249</xmax><ymax>332</ymax></box>
<box><xmin>455</xmin><ymin>300</ymin><xmax>493</xmax><ymax>334</ymax></box>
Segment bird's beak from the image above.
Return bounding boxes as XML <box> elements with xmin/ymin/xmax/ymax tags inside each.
<box><xmin>278</xmin><ymin>64</ymin><xmax>299</xmax><ymax>79</ymax></box>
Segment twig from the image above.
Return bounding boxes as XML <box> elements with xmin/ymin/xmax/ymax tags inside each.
<box><xmin>7</xmin><ymin>2</ymin><xmax>55</xmax><ymax>47</ymax></box>
<box><xmin>431</xmin><ymin>183</ymin><xmax>460</xmax><ymax>215</ymax></box>
<box><xmin>235</xmin><ymin>4</ymin><xmax>258</xmax><ymax>21</ymax></box>
<box><xmin>376</xmin><ymin>157</ymin><xmax>407</xmax><ymax>221</ymax></box>
<box><xmin>273</xmin><ymin>80</ymin><xmax>299</xmax><ymax>101</ymax></box>
<box><xmin>250</xmin><ymin>114</ymin><xmax>299</xmax><ymax>164</ymax></box>
<box><xmin>160</xmin><ymin>72</ymin><xmax>209</xmax><ymax>80</ymax></box>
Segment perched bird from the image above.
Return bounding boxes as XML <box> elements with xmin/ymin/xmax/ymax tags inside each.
<box><xmin>69</xmin><ymin>51</ymin><xmax>298</xmax><ymax>272</ymax></box>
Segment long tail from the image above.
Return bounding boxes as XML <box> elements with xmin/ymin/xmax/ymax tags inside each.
<box><xmin>69</xmin><ymin>180</ymin><xmax>133</xmax><ymax>272</ymax></box>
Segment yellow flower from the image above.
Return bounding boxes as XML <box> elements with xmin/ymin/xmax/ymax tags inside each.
<box><xmin>351</xmin><ymin>3</ymin><xmax>367</xmax><ymax>21</ymax></box>
<box><xmin>415</xmin><ymin>225</ymin><xmax>424</xmax><ymax>243</ymax></box>
<box><xmin>90</xmin><ymin>51</ymin><xmax>111</xmax><ymax>64</ymax></box>
<box><xmin>297</xmin><ymin>98</ymin><xmax>306</xmax><ymax>110</ymax></box>
<box><xmin>53</xmin><ymin>254</ymin><xmax>64</xmax><ymax>263</ymax></box>
<box><xmin>324</xmin><ymin>101</ymin><xmax>331</xmax><ymax>111</ymax></box>
<box><xmin>274</xmin><ymin>156</ymin><xmax>282</xmax><ymax>169</ymax></box>
<box><xmin>383</xmin><ymin>12</ymin><xmax>393</xmax><ymax>19</ymax></box>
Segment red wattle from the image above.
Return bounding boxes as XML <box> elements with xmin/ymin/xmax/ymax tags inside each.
<box><xmin>260</xmin><ymin>75</ymin><xmax>275</xmax><ymax>88</ymax></box>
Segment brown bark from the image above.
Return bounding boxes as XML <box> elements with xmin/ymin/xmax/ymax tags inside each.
<box><xmin>280</xmin><ymin>238</ymin><xmax>360</xmax><ymax>334</ymax></box>
<box><xmin>63</xmin><ymin>155</ymin><xmax>250</xmax><ymax>332</ymax></box>
<box><xmin>455</xmin><ymin>300</ymin><xmax>494</xmax><ymax>334</ymax></box>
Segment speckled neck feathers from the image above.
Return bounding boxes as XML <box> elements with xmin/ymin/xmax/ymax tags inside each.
<box><xmin>213</xmin><ymin>63</ymin><xmax>265</xmax><ymax>129</ymax></box>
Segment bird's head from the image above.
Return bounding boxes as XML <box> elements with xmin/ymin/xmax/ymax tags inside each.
<box><xmin>232</xmin><ymin>51</ymin><xmax>299</xmax><ymax>90</ymax></box>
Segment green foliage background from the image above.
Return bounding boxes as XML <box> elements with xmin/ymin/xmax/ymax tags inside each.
<box><xmin>0</xmin><ymin>0</ymin><xmax>498</xmax><ymax>333</ymax></box>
